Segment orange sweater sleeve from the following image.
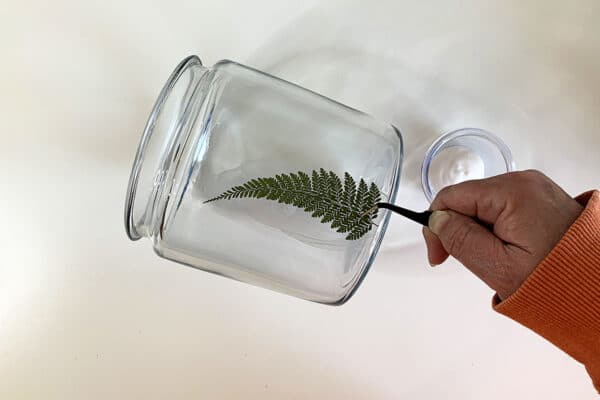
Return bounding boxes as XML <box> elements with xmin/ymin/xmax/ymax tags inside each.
<box><xmin>493</xmin><ymin>190</ymin><xmax>600</xmax><ymax>393</ymax></box>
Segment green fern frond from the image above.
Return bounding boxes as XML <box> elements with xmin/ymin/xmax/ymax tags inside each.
<box><xmin>204</xmin><ymin>170</ymin><xmax>382</xmax><ymax>240</ymax></box>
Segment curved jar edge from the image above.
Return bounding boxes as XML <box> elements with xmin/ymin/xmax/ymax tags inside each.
<box><xmin>334</xmin><ymin>125</ymin><xmax>404</xmax><ymax>305</ymax></box>
<box><xmin>124</xmin><ymin>55</ymin><xmax>207</xmax><ymax>241</ymax></box>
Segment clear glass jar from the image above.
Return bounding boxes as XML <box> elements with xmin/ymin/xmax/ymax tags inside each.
<box><xmin>125</xmin><ymin>55</ymin><xmax>403</xmax><ymax>304</ymax></box>
<box><xmin>125</xmin><ymin>55</ymin><xmax>515</xmax><ymax>304</ymax></box>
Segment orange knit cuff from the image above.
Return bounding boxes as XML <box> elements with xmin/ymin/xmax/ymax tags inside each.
<box><xmin>493</xmin><ymin>190</ymin><xmax>600</xmax><ymax>392</ymax></box>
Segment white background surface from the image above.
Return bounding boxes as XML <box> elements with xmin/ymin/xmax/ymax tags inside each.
<box><xmin>1</xmin><ymin>0</ymin><xmax>599</xmax><ymax>398</ymax></box>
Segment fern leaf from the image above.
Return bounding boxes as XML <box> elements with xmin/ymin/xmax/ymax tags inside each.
<box><xmin>204</xmin><ymin>170</ymin><xmax>382</xmax><ymax>240</ymax></box>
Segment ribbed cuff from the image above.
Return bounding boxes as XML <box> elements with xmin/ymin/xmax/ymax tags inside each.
<box><xmin>493</xmin><ymin>190</ymin><xmax>600</xmax><ymax>392</ymax></box>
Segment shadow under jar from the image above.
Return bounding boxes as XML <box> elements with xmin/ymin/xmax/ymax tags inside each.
<box><xmin>125</xmin><ymin>55</ymin><xmax>403</xmax><ymax>304</ymax></box>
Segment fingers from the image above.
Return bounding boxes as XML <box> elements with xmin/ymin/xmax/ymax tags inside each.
<box><xmin>428</xmin><ymin>210</ymin><xmax>509</xmax><ymax>288</ymax></box>
<box><xmin>422</xmin><ymin>226</ymin><xmax>449</xmax><ymax>266</ymax></box>
<box><xmin>430</xmin><ymin>177</ymin><xmax>507</xmax><ymax>225</ymax></box>
<box><xmin>424</xmin><ymin>176</ymin><xmax>506</xmax><ymax>267</ymax></box>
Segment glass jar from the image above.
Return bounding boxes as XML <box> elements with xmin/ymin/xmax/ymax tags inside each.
<box><xmin>125</xmin><ymin>55</ymin><xmax>403</xmax><ymax>304</ymax></box>
<box><xmin>125</xmin><ymin>55</ymin><xmax>514</xmax><ymax>304</ymax></box>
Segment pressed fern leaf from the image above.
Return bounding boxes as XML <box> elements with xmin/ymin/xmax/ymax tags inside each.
<box><xmin>204</xmin><ymin>169</ymin><xmax>382</xmax><ymax>240</ymax></box>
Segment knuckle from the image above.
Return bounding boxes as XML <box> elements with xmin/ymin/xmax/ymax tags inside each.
<box><xmin>506</xmin><ymin>170</ymin><xmax>552</xmax><ymax>200</ymax></box>
<box><xmin>522</xmin><ymin>169</ymin><xmax>555</xmax><ymax>193</ymax></box>
<box><xmin>522</xmin><ymin>169</ymin><xmax>542</xmax><ymax>177</ymax></box>
<box><xmin>519</xmin><ymin>169</ymin><xmax>547</xmax><ymax>183</ymax></box>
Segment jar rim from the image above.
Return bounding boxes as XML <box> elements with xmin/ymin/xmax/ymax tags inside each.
<box><xmin>124</xmin><ymin>55</ymin><xmax>202</xmax><ymax>240</ymax></box>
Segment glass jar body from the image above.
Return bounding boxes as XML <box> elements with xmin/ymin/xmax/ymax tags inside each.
<box><xmin>125</xmin><ymin>56</ymin><xmax>403</xmax><ymax>304</ymax></box>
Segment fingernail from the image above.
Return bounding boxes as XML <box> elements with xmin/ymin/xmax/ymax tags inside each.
<box><xmin>429</xmin><ymin>210</ymin><xmax>450</xmax><ymax>235</ymax></box>
<box><xmin>429</xmin><ymin>262</ymin><xmax>439</xmax><ymax>268</ymax></box>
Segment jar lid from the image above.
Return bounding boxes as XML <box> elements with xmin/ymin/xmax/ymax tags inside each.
<box><xmin>421</xmin><ymin>128</ymin><xmax>515</xmax><ymax>202</ymax></box>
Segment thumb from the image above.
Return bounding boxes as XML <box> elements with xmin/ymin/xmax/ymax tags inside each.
<box><xmin>428</xmin><ymin>210</ymin><xmax>508</xmax><ymax>279</ymax></box>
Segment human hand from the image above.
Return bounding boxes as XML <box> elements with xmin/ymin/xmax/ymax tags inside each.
<box><xmin>423</xmin><ymin>170</ymin><xmax>584</xmax><ymax>300</ymax></box>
